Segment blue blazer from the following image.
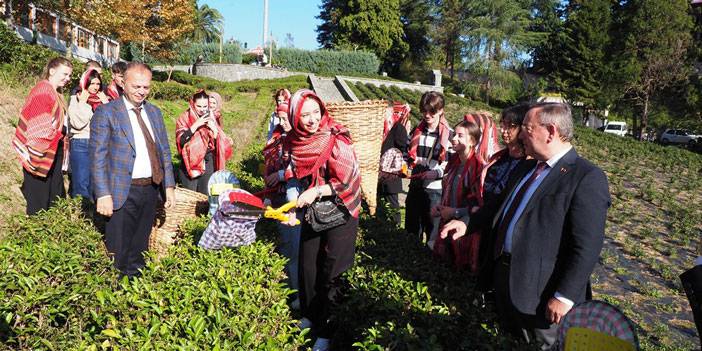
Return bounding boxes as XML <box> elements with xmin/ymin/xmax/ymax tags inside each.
<box><xmin>89</xmin><ymin>98</ymin><xmax>175</xmax><ymax>210</ymax></box>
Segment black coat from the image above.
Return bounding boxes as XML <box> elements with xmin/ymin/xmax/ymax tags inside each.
<box><xmin>478</xmin><ymin>148</ymin><xmax>610</xmax><ymax>315</ymax></box>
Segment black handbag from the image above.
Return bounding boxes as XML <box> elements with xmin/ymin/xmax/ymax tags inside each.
<box><xmin>305</xmin><ymin>195</ymin><xmax>350</xmax><ymax>232</ymax></box>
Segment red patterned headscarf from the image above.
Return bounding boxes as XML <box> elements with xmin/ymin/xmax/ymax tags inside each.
<box><xmin>407</xmin><ymin>112</ymin><xmax>451</xmax><ymax>167</ymax></box>
<box><xmin>463</xmin><ymin>112</ymin><xmax>501</xmax><ymax>165</ymax></box>
<box><xmin>208</xmin><ymin>91</ymin><xmax>223</xmax><ymax>125</ymax></box>
<box><xmin>78</xmin><ymin>69</ymin><xmax>104</xmax><ymax>111</ymax></box>
<box><xmin>176</xmin><ymin>91</ymin><xmax>232</xmax><ymax>178</ymax></box>
<box><xmin>284</xmin><ymin>89</ymin><xmax>352</xmax><ymax>183</ymax></box>
<box><xmin>262</xmin><ymin>101</ymin><xmax>290</xmax><ymax>176</ymax></box>
<box><xmin>384</xmin><ymin>101</ymin><xmax>411</xmax><ymax>140</ymax></box>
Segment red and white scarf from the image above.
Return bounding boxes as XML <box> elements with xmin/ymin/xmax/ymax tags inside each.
<box><xmin>407</xmin><ymin>113</ymin><xmax>451</xmax><ymax>167</ymax></box>
<box><xmin>106</xmin><ymin>80</ymin><xmax>122</xmax><ymax>101</ymax></box>
<box><xmin>78</xmin><ymin>69</ymin><xmax>104</xmax><ymax>111</ymax></box>
<box><xmin>12</xmin><ymin>80</ymin><xmax>69</xmax><ymax>177</ymax></box>
<box><xmin>176</xmin><ymin>94</ymin><xmax>232</xmax><ymax>178</ymax></box>
<box><xmin>463</xmin><ymin>113</ymin><xmax>501</xmax><ymax>165</ymax></box>
<box><xmin>285</xmin><ymin>89</ymin><xmax>362</xmax><ymax>217</ymax></box>
<box><xmin>383</xmin><ymin>101</ymin><xmax>411</xmax><ymax>141</ymax></box>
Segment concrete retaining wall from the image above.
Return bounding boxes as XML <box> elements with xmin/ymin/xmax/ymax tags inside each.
<box><xmin>191</xmin><ymin>63</ymin><xmax>306</xmax><ymax>82</ymax></box>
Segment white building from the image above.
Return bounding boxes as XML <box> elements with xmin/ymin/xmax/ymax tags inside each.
<box><xmin>2</xmin><ymin>1</ymin><xmax>120</xmax><ymax>65</ymax></box>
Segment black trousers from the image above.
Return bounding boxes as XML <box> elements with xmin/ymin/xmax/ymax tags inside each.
<box><xmin>178</xmin><ymin>152</ymin><xmax>214</xmax><ymax>195</ymax></box>
<box><xmin>300</xmin><ymin>216</ymin><xmax>359</xmax><ymax>339</ymax></box>
<box><xmin>104</xmin><ymin>184</ymin><xmax>158</xmax><ymax>277</ymax></box>
<box><xmin>378</xmin><ymin>192</ymin><xmax>401</xmax><ymax>224</ymax></box>
<box><xmin>404</xmin><ymin>186</ymin><xmax>441</xmax><ymax>243</ymax></box>
<box><xmin>21</xmin><ymin>143</ymin><xmax>65</xmax><ymax>215</ymax></box>
<box><xmin>493</xmin><ymin>254</ymin><xmax>558</xmax><ymax>350</ymax></box>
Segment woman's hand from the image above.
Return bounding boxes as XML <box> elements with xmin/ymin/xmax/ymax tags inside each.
<box><xmin>190</xmin><ymin>117</ymin><xmax>207</xmax><ymax>133</ymax></box>
<box><xmin>78</xmin><ymin>90</ymin><xmax>89</xmax><ymax>103</ymax></box>
<box><xmin>207</xmin><ymin>118</ymin><xmax>219</xmax><ymax>138</ymax></box>
<box><xmin>283</xmin><ymin>210</ymin><xmax>298</xmax><ymax>226</ymax></box>
<box><xmin>296</xmin><ymin>188</ymin><xmax>318</xmax><ymax>208</ymax></box>
<box><xmin>97</xmin><ymin>91</ymin><xmax>109</xmax><ymax>104</ymax></box>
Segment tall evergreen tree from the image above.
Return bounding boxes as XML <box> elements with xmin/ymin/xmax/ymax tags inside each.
<box><xmin>392</xmin><ymin>0</ymin><xmax>433</xmax><ymax>79</ymax></box>
<box><xmin>316</xmin><ymin>0</ymin><xmax>408</xmax><ymax>69</ymax></box>
<box><xmin>553</xmin><ymin>0</ymin><xmax>614</xmax><ymax>111</ymax></box>
<box><xmin>432</xmin><ymin>0</ymin><xmax>467</xmax><ymax>79</ymax></box>
<box><xmin>529</xmin><ymin>0</ymin><xmax>563</xmax><ymax>76</ymax></box>
<box><xmin>611</xmin><ymin>0</ymin><xmax>693</xmax><ymax>139</ymax></box>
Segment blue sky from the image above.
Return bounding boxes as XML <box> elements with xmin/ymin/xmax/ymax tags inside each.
<box><xmin>200</xmin><ymin>0</ymin><xmax>323</xmax><ymax>51</ymax></box>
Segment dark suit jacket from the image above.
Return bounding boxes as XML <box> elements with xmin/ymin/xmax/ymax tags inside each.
<box><xmin>480</xmin><ymin>148</ymin><xmax>610</xmax><ymax>315</ymax></box>
<box><xmin>89</xmin><ymin>98</ymin><xmax>175</xmax><ymax>210</ymax></box>
<box><xmin>379</xmin><ymin>123</ymin><xmax>409</xmax><ymax>194</ymax></box>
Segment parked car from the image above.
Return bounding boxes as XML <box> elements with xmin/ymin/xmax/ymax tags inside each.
<box><xmin>601</xmin><ymin>121</ymin><xmax>628</xmax><ymax>137</ymax></box>
<box><xmin>659</xmin><ymin>129</ymin><xmax>700</xmax><ymax>145</ymax></box>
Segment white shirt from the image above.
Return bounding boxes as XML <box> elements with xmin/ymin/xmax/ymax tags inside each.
<box><xmin>123</xmin><ymin>97</ymin><xmax>155</xmax><ymax>179</ymax></box>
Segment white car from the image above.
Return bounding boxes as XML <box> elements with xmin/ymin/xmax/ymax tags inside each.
<box><xmin>602</xmin><ymin>122</ymin><xmax>627</xmax><ymax>137</ymax></box>
<box><xmin>659</xmin><ymin>129</ymin><xmax>700</xmax><ymax>145</ymax></box>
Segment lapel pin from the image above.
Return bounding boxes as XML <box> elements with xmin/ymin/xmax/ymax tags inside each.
<box><xmin>560</xmin><ymin>167</ymin><xmax>567</xmax><ymax>173</ymax></box>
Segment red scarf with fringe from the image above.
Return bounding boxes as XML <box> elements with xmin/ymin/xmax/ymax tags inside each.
<box><xmin>285</xmin><ymin>89</ymin><xmax>362</xmax><ymax>217</ymax></box>
<box><xmin>176</xmin><ymin>97</ymin><xmax>232</xmax><ymax>178</ymax></box>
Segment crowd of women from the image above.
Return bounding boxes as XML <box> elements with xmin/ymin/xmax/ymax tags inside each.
<box><xmin>15</xmin><ymin>57</ymin><xmax>538</xmax><ymax>351</ymax></box>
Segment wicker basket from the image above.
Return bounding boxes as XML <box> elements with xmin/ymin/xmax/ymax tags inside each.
<box><xmin>149</xmin><ymin>186</ymin><xmax>209</xmax><ymax>258</ymax></box>
<box><xmin>326</xmin><ymin>100</ymin><xmax>388</xmax><ymax>215</ymax></box>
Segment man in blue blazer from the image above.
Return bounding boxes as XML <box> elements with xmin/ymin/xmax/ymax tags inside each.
<box><xmin>90</xmin><ymin>63</ymin><xmax>175</xmax><ymax>277</ymax></box>
<box><xmin>442</xmin><ymin>103</ymin><xmax>610</xmax><ymax>349</ymax></box>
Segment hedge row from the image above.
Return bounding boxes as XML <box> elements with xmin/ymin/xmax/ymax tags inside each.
<box><xmin>274</xmin><ymin>48</ymin><xmax>379</xmax><ymax>76</ymax></box>
<box><xmin>0</xmin><ymin>199</ymin><xmax>305</xmax><ymax>350</ymax></box>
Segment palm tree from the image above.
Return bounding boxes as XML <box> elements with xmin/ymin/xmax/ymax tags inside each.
<box><xmin>191</xmin><ymin>3</ymin><xmax>223</xmax><ymax>43</ymax></box>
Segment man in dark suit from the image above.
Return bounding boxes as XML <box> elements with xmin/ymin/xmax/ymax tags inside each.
<box><xmin>90</xmin><ymin>63</ymin><xmax>176</xmax><ymax>278</ymax></box>
<box><xmin>442</xmin><ymin>103</ymin><xmax>610</xmax><ymax>349</ymax></box>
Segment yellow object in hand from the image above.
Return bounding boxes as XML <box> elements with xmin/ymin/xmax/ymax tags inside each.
<box><xmin>264</xmin><ymin>200</ymin><xmax>300</xmax><ymax>225</ymax></box>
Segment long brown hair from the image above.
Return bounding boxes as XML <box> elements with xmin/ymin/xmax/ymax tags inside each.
<box><xmin>41</xmin><ymin>57</ymin><xmax>73</xmax><ymax>80</ymax></box>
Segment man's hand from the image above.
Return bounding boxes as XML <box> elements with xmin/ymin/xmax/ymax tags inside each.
<box><xmin>545</xmin><ymin>297</ymin><xmax>572</xmax><ymax>325</ymax></box>
<box><xmin>164</xmin><ymin>187</ymin><xmax>176</xmax><ymax>209</ymax></box>
<box><xmin>264</xmin><ymin>172</ymin><xmax>279</xmax><ymax>188</ymax></box>
<box><xmin>439</xmin><ymin>219</ymin><xmax>466</xmax><ymax>239</ymax></box>
<box><xmin>97</xmin><ymin>195</ymin><xmax>113</xmax><ymax>217</ymax></box>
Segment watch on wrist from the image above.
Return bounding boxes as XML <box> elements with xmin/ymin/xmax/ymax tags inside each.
<box><xmin>454</xmin><ymin>209</ymin><xmax>460</xmax><ymax>219</ymax></box>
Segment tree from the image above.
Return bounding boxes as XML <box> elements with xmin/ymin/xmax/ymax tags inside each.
<box><xmin>392</xmin><ymin>0</ymin><xmax>432</xmax><ymax>79</ymax></box>
<box><xmin>190</xmin><ymin>3</ymin><xmax>223</xmax><ymax>43</ymax></box>
<box><xmin>431</xmin><ymin>0</ymin><xmax>467</xmax><ymax>80</ymax></box>
<box><xmin>316</xmin><ymin>0</ymin><xmax>408</xmax><ymax>71</ymax></box>
<box><xmin>529</xmin><ymin>0</ymin><xmax>563</xmax><ymax>76</ymax></box>
<box><xmin>611</xmin><ymin>0</ymin><xmax>693</xmax><ymax>139</ymax></box>
<box><xmin>463</xmin><ymin>0</ymin><xmax>546</xmax><ymax>104</ymax></box>
<box><xmin>552</xmin><ymin>0</ymin><xmax>614</xmax><ymax>111</ymax></box>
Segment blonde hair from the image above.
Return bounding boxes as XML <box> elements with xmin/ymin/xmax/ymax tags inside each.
<box><xmin>41</xmin><ymin>57</ymin><xmax>73</xmax><ymax>80</ymax></box>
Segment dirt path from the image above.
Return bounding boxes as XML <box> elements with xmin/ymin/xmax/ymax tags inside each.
<box><xmin>0</xmin><ymin>86</ymin><xmax>28</xmax><ymax>232</ymax></box>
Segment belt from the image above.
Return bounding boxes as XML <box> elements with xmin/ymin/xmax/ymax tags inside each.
<box><xmin>131</xmin><ymin>177</ymin><xmax>153</xmax><ymax>186</ymax></box>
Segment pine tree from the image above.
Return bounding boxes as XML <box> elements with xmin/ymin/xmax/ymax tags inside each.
<box><xmin>553</xmin><ymin>0</ymin><xmax>614</xmax><ymax>111</ymax></box>
<box><xmin>611</xmin><ymin>0</ymin><xmax>693</xmax><ymax>139</ymax></box>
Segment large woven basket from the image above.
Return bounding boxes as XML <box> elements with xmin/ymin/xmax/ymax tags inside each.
<box><xmin>326</xmin><ymin>100</ymin><xmax>387</xmax><ymax>215</ymax></box>
<box><xmin>149</xmin><ymin>186</ymin><xmax>209</xmax><ymax>258</ymax></box>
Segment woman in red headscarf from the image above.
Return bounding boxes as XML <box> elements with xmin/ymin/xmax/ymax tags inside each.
<box><xmin>175</xmin><ymin>90</ymin><xmax>233</xmax><ymax>194</ymax></box>
<box><xmin>13</xmin><ymin>57</ymin><xmax>73</xmax><ymax>215</ymax></box>
<box><xmin>267</xmin><ymin>88</ymin><xmax>291</xmax><ymax>140</ymax></box>
<box><xmin>282</xmin><ymin>89</ymin><xmax>361</xmax><ymax>351</ymax></box>
<box><xmin>67</xmin><ymin>68</ymin><xmax>109</xmax><ymax>199</ymax></box>
<box><xmin>378</xmin><ymin>101</ymin><xmax>411</xmax><ymax>224</ymax></box>
<box><xmin>431</xmin><ymin>120</ymin><xmax>483</xmax><ymax>272</ymax></box>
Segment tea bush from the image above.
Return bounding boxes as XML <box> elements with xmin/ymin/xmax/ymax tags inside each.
<box><xmin>0</xmin><ymin>198</ymin><xmax>305</xmax><ymax>350</ymax></box>
<box><xmin>275</xmin><ymin>48</ymin><xmax>380</xmax><ymax>76</ymax></box>
<box><xmin>151</xmin><ymin>80</ymin><xmax>197</xmax><ymax>101</ymax></box>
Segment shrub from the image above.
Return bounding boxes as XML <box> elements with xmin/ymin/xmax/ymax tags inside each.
<box><xmin>274</xmin><ymin>48</ymin><xmax>379</xmax><ymax>76</ymax></box>
<box><xmin>172</xmin><ymin>42</ymin><xmax>244</xmax><ymax>65</ymax></box>
<box><xmin>0</xmin><ymin>198</ymin><xmax>306</xmax><ymax>350</ymax></box>
<box><xmin>151</xmin><ymin>80</ymin><xmax>197</xmax><ymax>101</ymax></box>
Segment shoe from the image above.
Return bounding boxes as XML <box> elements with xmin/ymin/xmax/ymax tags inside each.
<box><xmin>298</xmin><ymin>317</ymin><xmax>313</xmax><ymax>330</ymax></box>
<box><xmin>312</xmin><ymin>337</ymin><xmax>330</xmax><ymax>351</ymax></box>
<box><xmin>291</xmin><ymin>298</ymin><xmax>301</xmax><ymax>311</ymax></box>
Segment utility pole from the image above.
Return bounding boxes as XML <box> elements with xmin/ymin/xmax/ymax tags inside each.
<box><xmin>262</xmin><ymin>0</ymin><xmax>269</xmax><ymax>50</ymax></box>
<box><xmin>219</xmin><ymin>24</ymin><xmax>223</xmax><ymax>63</ymax></box>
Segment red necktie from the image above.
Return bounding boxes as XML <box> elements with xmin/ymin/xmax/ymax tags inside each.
<box><xmin>133</xmin><ymin>106</ymin><xmax>163</xmax><ymax>185</ymax></box>
<box><xmin>493</xmin><ymin>162</ymin><xmax>548</xmax><ymax>259</ymax></box>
